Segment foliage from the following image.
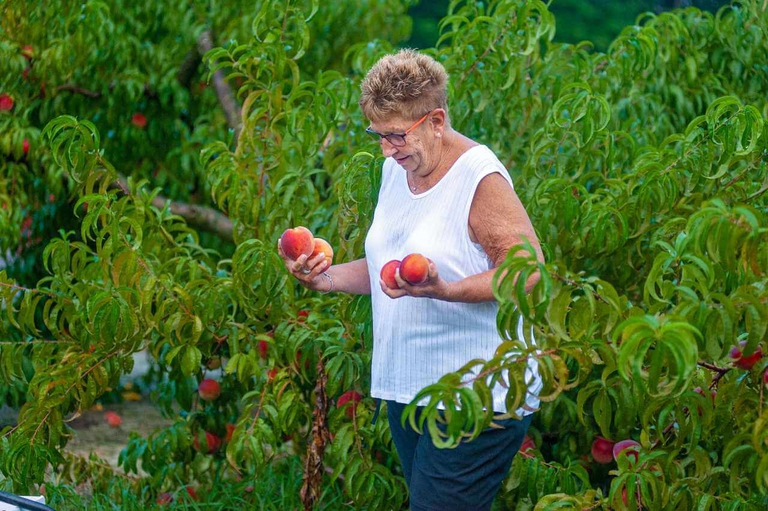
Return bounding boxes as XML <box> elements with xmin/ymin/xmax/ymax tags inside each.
<box><xmin>1</xmin><ymin>0</ymin><xmax>768</xmax><ymax>510</ymax></box>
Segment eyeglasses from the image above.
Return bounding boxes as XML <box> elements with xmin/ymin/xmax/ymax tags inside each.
<box><xmin>365</xmin><ymin>111</ymin><xmax>430</xmax><ymax>147</ymax></box>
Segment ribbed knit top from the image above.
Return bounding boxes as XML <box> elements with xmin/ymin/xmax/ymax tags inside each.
<box><xmin>364</xmin><ymin>145</ymin><xmax>541</xmax><ymax>414</ymax></box>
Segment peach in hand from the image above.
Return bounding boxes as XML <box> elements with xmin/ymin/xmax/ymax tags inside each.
<box><xmin>310</xmin><ymin>238</ymin><xmax>333</xmax><ymax>272</ymax></box>
<box><xmin>380</xmin><ymin>260</ymin><xmax>401</xmax><ymax>289</ymax></box>
<box><xmin>280</xmin><ymin>226</ymin><xmax>315</xmax><ymax>261</ymax></box>
<box><xmin>400</xmin><ymin>253</ymin><xmax>430</xmax><ymax>285</ymax></box>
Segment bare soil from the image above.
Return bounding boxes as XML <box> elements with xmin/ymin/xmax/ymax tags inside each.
<box><xmin>65</xmin><ymin>400</ymin><xmax>173</xmax><ymax>471</ymax></box>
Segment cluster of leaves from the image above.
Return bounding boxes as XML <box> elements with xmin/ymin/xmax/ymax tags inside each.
<box><xmin>1</xmin><ymin>0</ymin><xmax>767</xmax><ymax>510</ymax></box>
<box><xmin>407</xmin><ymin>0</ymin><xmax>767</xmax><ymax>508</ymax></box>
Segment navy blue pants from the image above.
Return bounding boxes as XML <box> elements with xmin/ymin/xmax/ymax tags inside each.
<box><xmin>386</xmin><ymin>400</ymin><xmax>533</xmax><ymax>511</ymax></box>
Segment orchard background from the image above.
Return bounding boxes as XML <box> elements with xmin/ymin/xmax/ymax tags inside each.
<box><xmin>1</xmin><ymin>0</ymin><xmax>767</xmax><ymax>509</ymax></box>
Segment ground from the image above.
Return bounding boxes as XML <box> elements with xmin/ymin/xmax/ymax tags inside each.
<box><xmin>65</xmin><ymin>399</ymin><xmax>173</xmax><ymax>472</ymax></box>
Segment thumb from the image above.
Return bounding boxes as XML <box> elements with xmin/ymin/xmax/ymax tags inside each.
<box><xmin>428</xmin><ymin>258</ymin><xmax>438</xmax><ymax>279</ymax></box>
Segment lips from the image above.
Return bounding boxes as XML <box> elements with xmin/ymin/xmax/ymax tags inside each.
<box><xmin>395</xmin><ymin>156</ymin><xmax>409</xmax><ymax>165</ymax></box>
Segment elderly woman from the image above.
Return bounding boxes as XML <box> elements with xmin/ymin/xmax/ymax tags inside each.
<box><xmin>279</xmin><ymin>49</ymin><xmax>543</xmax><ymax>511</ymax></box>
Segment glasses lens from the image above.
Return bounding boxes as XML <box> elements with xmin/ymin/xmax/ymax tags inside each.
<box><xmin>386</xmin><ymin>134</ymin><xmax>406</xmax><ymax>147</ymax></box>
<box><xmin>365</xmin><ymin>128</ymin><xmax>380</xmax><ymax>140</ymax></box>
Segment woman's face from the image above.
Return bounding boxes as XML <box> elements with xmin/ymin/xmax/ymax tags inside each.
<box><xmin>368</xmin><ymin>111</ymin><xmax>443</xmax><ymax>178</ymax></box>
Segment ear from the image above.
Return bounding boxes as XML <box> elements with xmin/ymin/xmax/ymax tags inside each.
<box><xmin>428</xmin><ymin>109</ymin><xmax>447</xmax><ymax>135</ymax></box>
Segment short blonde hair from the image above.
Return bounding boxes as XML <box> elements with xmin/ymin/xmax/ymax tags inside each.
<box><xmin>359</xmin><ymin>49</ymin><xmax>449</xmax><ymax>123</ymax></box>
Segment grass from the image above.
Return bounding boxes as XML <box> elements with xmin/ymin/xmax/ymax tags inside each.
<box><xmin>39</xmin><ymin>456</ymin><xmax>358</xmax><ymax>510</ymax></box>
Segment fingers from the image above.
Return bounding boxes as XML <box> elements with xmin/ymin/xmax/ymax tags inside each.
<box><xmin>304</xmin><ymin>253</ymin><xmax>328</xmax><ymax>279</ymax></box>
<box><xmin>380</xmin><ymin>279</ymin><xmax>406</xmax><ymax>298</ymax></box>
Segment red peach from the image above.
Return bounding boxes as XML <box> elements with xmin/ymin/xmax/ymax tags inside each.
<box><xmin>763</xmin><ymin>368</ymin><xmax>768</xmax><ymax>385</ymax></box>
<box><xmin>612</xmin><ymin>439</ymin><xmax>641</xmax><ymax>463</ymax></box>
<box><xmin>337</xmin><ymin>390</ymin><xmax>363</xmax><ymax>419</ymax></box>
<box><xmin>380</xmin><ymin>260</ymin><xmax>401</xmax><ymax>289</ymax></box>
<box><xmin>104</xmin><ymin>411</ymin><xmax>122</xmax><ymax>428</ymax></box>
<box><xmin>280</xmin><ymin>226</ymin><xmax>315</xmax><ymax>261</ymax></box>
<box><xmin>297</xmin><ymin>309</ymin><xmax>309</xmax><ymax>322</ymax></box>
<box><xmin>400</xmin><ymin>253</ymin><xmax>430</xmax><ymax>285</ymax></box>
<box><xmin>621</xmin><ymin>485</ymin><xmax>643</xmax><ymax>507</ymax></box>
<box><xmin>267</xmin><ymin>367</ymin><xmax>278</xmax><ymax>382</ymax></box>
<box><xmin>156</xmin><ymin>492</ymin><xmax>173</xmax><ymax>505</ymax></box>
<box><xmin>193</xmin><ymin>431</ymin><xmax>221</xmax><ymax>453</ymax></box>
<box><xmin>21</xmin><ymin>45</ymin><xmax>34</xmax><ymax>60</ymax></box>
<box><xmin>258</xmin><ymin>339</ymin><xmax>269</xmax><ymax>359</ymax></box>
<box><xmin>225</xmin><ymin>423</ymin><xmax>235</xmax><ymax>443</ymax></box>
<box><xmin>310</xmin><ymin>238</ymin><xmax>334</xmax><ymax>272</ymax></box>
<box><xmin>22</xmin><ymin>139</ymin><xmax>30</xmax><ymax>155</ymax></box>
<box><xmin>198</xmin><ymin>379</ymin><xmax>220</xmax><ymax>401</ymax></box>
<box><xmin>729</xmin><ymin>340</ymin><xmax>763</xmax><ymax>370</ymax></box>
<box><xmin>131</xmin><ymin>113</ymin><xmax>147</xmax><ymax>129</ymax></box>
<box><xmin>184</xmin><ymin>487</ymin><xmax>198</xmax><ymax>501</ymax></box>
<box><xmin>591</xmin><ymin>436</ymin><xmax>615</xmax><ymax>464</ymax></box>
<box><xmin>0</xmin><ymin>93</ymin><xmax>14</xmax><ymax>111</ymax></box>
<box><xmin>519</xmin><ymin>435</ymin><xmax>535</xmax><ymax>454</ymax></box>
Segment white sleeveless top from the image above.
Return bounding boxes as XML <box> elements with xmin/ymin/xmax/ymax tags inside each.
<box><xmin>364</xmin><ymin>145</ymin><xmax>541</xmax><ymax>415</ymax></box>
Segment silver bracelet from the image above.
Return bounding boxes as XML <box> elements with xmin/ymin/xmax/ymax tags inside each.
<box><xmin>319</xmin><ymin>271</ymin><xmax>334</xmax><ymax>294</ymax></box>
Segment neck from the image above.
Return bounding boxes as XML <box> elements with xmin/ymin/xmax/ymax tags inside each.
<box><xmin>409</xmin><ymin>129</ymin><xmax>474</xmax><ymax>193</ymax></box>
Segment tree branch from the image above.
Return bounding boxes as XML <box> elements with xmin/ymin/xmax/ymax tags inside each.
<box><xmin>56</xmin><ymin>83</ymin><xmax>102</xmax><ymax>98</ymax></box>
<box><xmin>177</xmin><ymin>48</ymin><xmax>202</xmax><ymax>89</ymax></box>
<box><xmin>197</xmin><ymin>31</ymin><xmax>242</xmax><ymax>142</ymax></box>
<box><xmin>301</xmin><ymin>357</ymin><xmax>331</xmax><ymax>510</ymax></box>
<box><xmin>113</xmin><ymin>174</ymin><xmax>233</xmax><ymax>243</ymax></box>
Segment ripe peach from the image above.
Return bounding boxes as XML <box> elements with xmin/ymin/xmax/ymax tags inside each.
<box><xmin>198</xmin><ymin>379</ymin><xmax>220</xmax><ymax>401</ymax></box>
<box><xmin>612</xmin><ymin>439</ymin><xmax>641</xmax><ymax>463</ymax></box>
<box><xmin>729</xmin><ymin>340</ymin><xmax>763</xmax><ymax>370</ymax></box>
<box><xmin>380</xmin><ymin>260</ymin><xmax>401</xmax><ymax>289</ymax></box>
<box><xmin>22</xmin><ymin>139</ymin><xmax>30</xmax><ymax>156</ymax></box>
<box><xmin>763</xmin><ymin>368</ymin><xmax>768</xmax><ymax>386</ymax></box>
<box><xmin>258</xmin><ymin>339</ymin><xmax>269</xmax><ymax>359</ymax></box>
<box><xmin>591</xmin><ymin>436</ymin><xmax>615</xmax><ymax>464</ymax></box>
<box><xmin>519</xmin><ymin>435</ymin><xmax>535</xmax><ymax>454</ymax></box>
<box><xmin>267</xmin><ymin>367</ymin><xmax>278</xmax><ymax>382</ymax></box>
<box><xmin>310</xmin><ymin>238</ymin><xmax>333</xmax><ymax>272</ymax></box>
<box><xmin>193</xmin><ymin>430</ymin><xmax>221</xmax><ymax>453</ymax></box>
<box><xmin>280</xmin><ymin>226</ymin><xmax>314</xmax><ymax>261</ymax></box>
<box><xmin>104</xmin><ymin>411</ymin><xmax>122</xmax><ymax>428</ymax></box>
<box><xmin>400</xmin><ymin>253</ymin><xmax>430</xmax><ymax>285</ymax></box>
<box><xmin>337</xmin><ymin>390</ymin><xmax>363</xmax><ymax>419</ymax></box>
<box><xmin>225</xmin><ymin>423</ymin><xmax>235</xmax><ymax>443</ymax></box>
<box><xmin>156</xmin><ymin>492</ymin><xmax>173</xmax><ymax>505</ymax></box>
<box><xmin>0</xmin><ymin>93</ymin><xmax>14</xmax><ymax>111</ymax></box>
<box><xmin>131</xmin><ymin>113</ymin><xmax>147</xmax><ymax>129</ymax></box>
<box><xmin>21</xmin><ymin>45</ymin><xmax>34</xmax><ymax>60</ymax></box>
<box><xmin>184</xmin><ymin>487</ymin><xmax>198</xmax><ymax>501</ymax></box>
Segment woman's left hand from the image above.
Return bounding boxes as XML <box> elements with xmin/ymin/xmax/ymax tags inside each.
<box><xmin>379</xmin><ymin>259</ymin><xmax>453</xmax><ymax>301</ymax></box>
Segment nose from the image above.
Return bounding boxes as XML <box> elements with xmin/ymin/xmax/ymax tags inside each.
<box><xmin>380</xmin><ymin>138</ymin><xmax>398</xmax><ymax>158</ymax></box>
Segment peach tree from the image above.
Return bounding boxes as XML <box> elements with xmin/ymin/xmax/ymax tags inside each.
<box><xmin>1</xmin><ymin>0</ymin><xmax>767</xmax><ymax>510</ymax></box>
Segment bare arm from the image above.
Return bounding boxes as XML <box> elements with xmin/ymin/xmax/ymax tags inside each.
<box><xmin>324</xmin><ymin>258</ymin><xmax>371</xmax><ymax>295</ymax></box>
<box><xmin>278</xmin><ymin>240</ymin><xmax>371</xmax><ymax>295</ymax></box>
<box><xmin>451</xmin><ymin>172</ymin><xmax>544</xmax><ymax>301</ymax></box>
<box><xmin>382</xmin><ymin>172</ymin><xmax>543</xmax><ymax>303</ymax></box>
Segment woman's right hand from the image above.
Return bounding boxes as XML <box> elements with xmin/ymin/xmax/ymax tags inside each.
<box><xmin>277</xmin><ymin>240</ymin><xmax>330</xmax><ymax>291</ymax></box>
